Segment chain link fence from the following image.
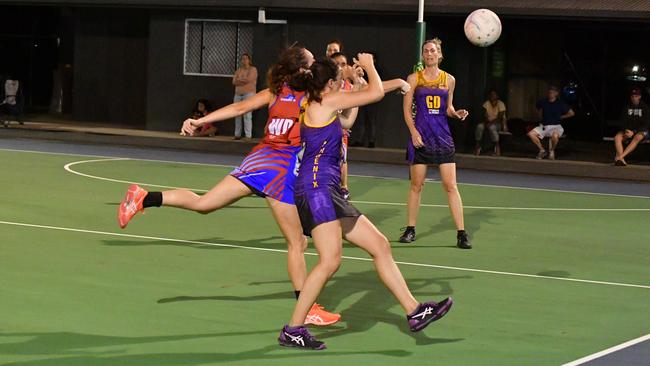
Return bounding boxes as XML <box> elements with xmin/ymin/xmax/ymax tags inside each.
<box><xmin>184</xmin><ymin>19</ymin><xmax>253</xmax><ymax>77</ymax></box>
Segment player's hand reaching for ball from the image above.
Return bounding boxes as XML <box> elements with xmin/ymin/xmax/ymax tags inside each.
<box><xmin>180</xmin><ymin>118</ymin><xmax>200</xmax><ymax>136</ymax></box>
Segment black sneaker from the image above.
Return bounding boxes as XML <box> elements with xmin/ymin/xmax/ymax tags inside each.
<box><xmin>457</xmin><ymin>231</ymin><xmax>472</xmax><ymax>249</ymax></box>
<box><xmin>398</xmin><ymin>227</ymin><xmax>416</xmax><ymax>243</ymax></box>
<box><xmin>407</xmin><ymin>298</ymin><xmax>453</xmax><ymax>332</ymax></box>
<box><xmin>278</xmin><ymin>325</ymin><xmax>326</xmax><ymax>350</ymax></box>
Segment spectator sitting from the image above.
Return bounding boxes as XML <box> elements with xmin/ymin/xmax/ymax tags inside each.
<box><xmin>189</xmin><ymin>99</ymin><xmax>218</xmax><ymax>137</ymax></box>
<box><xmin>475</xmin><ymin>90</ymin><xmax>507</xmax><ymax>156</ymax></box>
<box><xmin>527</xmin><ymin>86</ymin><xmax>575</xmax><ymax>160</ymax></box>
<box><xmin>614</xmin><ymin>88</ymin><xmax>650</xmax><ymax>166</ymax></box>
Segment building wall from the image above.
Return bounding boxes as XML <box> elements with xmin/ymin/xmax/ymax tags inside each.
<box><xmin>143</xmin><ymin>10</ymin><xmax>487</xmax><ymax>148</ymax></box>
<box><xmin>284</xmin><ymin>12</ymin><xmax>487</xmax><ymax>149</ymax></box>
<box><xmin>72</xmin><ymin>8</ymin><xmax>149</xmax><ymax>125</ymax></box>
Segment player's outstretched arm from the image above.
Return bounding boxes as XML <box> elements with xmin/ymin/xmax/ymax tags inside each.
<box><xmin>322</xmin><ymin>53</ymin><xmax>384</xmax><ymax>113</ymax></box>
<box><xmin>383</xmin><ymin>78</ymin><xmax>410</xmax><ymax>94</ymax></box>
<box><xmin>181</xmin><ymin>89</ymin><xmax>273</xmax><ymax>135</ymax></box>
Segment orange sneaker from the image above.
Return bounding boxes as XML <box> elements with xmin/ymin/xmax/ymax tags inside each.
<box><xmin>118</xmin><ymin>184</ymin><xmax>148</xmax><ymax>229</ymax></box>
<box><xmin>304</xmin><ymin>303</ymin><xmax>341</xmax><ymax>326</ymax></box>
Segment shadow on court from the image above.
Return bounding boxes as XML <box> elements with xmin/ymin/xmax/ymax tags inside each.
<box><xmin>0</xmin><ymin>330</ymin><xmax>271</xmax><ymax>355</ymax></box>
<box><xmin>158</xmin><ymin>270</ymin><xmax>468</xmax><ymax>346</ymax></box>
<box><xmin>157</xmin><ymin>290</ymin><xmax>295</xmax><ymax>304</ymax></box>
<box><xmin>314</xmin><ymin>270</ymin><xmax>467</xmax><ymax>346</ymax></box>
<box><xmin>345</xmin><ymin>178</ymin><xmax>404</xmax><ymax>201</ymax></box>
<box><xmin>389</xmin><ymin>208</ymin><xmax>496</xmax><ymax>247</ymax></box>
<box><xmin>0</xmin><ymin>332</ymin><xmax>411</xmax><ymax>365</ymax></box>
<box><xmin>536</xmin><ymin>270</ymin><xmax>571</xmax><ymax>278</ymax></box>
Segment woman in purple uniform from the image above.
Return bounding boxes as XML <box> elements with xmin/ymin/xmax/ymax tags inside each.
<box><xmin>277</xmin><ymin>54</ymin><xmax>453</xmax><ymax>350</ymax></box>
<box><xmin>398</xmin><ymin>38</ymin><xmax>472</xmax><ymax>249</ymax></box>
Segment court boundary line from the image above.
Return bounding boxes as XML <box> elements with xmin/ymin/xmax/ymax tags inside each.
<box><xmin>561</xmin><ymin>334</ymin><xmax>650</xmax><ymax>366</ymax></box>
<box><xmin>63</xmin><ymin>158</ymin><xmax>650</xmax><ymax>212</ymax></box>
<box><xmin>1</xmin><ymin>146</ymin><xmax>649</xmax><ymax>199</ymax></box>
<box><xmin>1</xmin><ymin>219</ymin><xmax>649</xmax><ymax>290</ymax></box>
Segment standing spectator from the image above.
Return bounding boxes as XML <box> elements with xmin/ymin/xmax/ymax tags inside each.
<box><xmin>475</xmin><ymin>90</ymin><xmax>507</xmax><ymax>156</ymax></box>
<box><xmin>614</xmin><ymin>88</ymin><xmax>650</xmax><ymax>166</ymax></box>
<box><xmin>325</xmin><ymin>39</ymin><xmax>342</xmax><ymax>58</ymax></box>
<box><xmin>232</xmin><ymin>53</ymin><xmax>257</xmax><ymax>140</ymax></box>
<box><xmin>527</xmin><ymin>86</ymin><xmax>575</xmax><ymax>160</ymax></box>
<box><xmin>1</xmin><ymin>74</ymin><xmax>24</xmax><ymax>127</ymax></box>
<box><xmin>188</xmin><ymin>99</ymin><xmax>218</xmax><ymax>137</ymax></box>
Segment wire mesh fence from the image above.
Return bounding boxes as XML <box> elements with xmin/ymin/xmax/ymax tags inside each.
<box><xmin>184</xmin><ymin>19</ymin><xmax>253</xmax><ymax>77</ymax></box>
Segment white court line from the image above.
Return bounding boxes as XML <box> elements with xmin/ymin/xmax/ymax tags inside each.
<box><xmin>2</xmin><ymin>146</ymin><xmax>650</xmax><ymax>199</ymax></box>
<box><xmin>352</xmin><ymin>200</ymin><xmax>650</xmax><ymax>212</ymax></box>
<box><xmin>63</xmin><ymin>158</ymin><xmax>198</xmax><ymax>191</ymax></box>
<box><xmin>64</xmin><ymin>158</ymin><xmax>650</xmax><ymax>212</ymax></box>
<box><xmin>1</xmin><ymin>219</ymin><xmax>649</xmax><ymax>290</ymax></box>
<box><xmin>561</xmin><ymin>334</ymin><xmax>650</xmax><ymax>366</ymax></box>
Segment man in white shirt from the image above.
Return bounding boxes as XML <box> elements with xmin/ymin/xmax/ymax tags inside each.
<box><xmin>475</xmin><ymin>90</ymin><xmax>507</xmax><ymax>156</ymax></box>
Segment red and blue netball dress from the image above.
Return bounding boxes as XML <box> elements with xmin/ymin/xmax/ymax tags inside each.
<box><xmin>230</xmin><ymin>85</ymin><xmax>305</xmax><ymax>204</ymax></box>
<box><xmin>294</xmin><ymin>111</ymin><xmax>361</xmax><ymax>236</ymax></box>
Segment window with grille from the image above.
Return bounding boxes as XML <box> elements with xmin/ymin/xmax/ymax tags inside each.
<box><xmin>183</xmin><ymin>19</ymin><xmax>253</xmax><ymax>77</ymax></box>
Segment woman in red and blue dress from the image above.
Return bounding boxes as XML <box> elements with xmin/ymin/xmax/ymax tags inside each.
<box><xmin>277</xmin><ymin>55</ymin><xmax>452</xmax><ymax>350</ymax></box>
<box><xmin>117</xmin><ymin>47</ymin><xmax>340</xmax><ymax>325</ymax></box>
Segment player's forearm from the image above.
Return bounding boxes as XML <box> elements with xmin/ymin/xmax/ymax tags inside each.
<box><xmin>197</xmin><ymin>104</ymin><xmax>246</xmax><ymax>126</ymax></box>
<box><xmin>382</xmin><ymin>79</ymin><xmax>403</xmax><ymax>93</ymax></box>
<box><xmin>403</xmin><ymin>113</ymin><xmax>418</xmax><ymax>134</ymax></box>
<box><xmin>365</xmin><ymin>64</ymin><xmax>384</xmax><ymax>99</ymax></box>
<box><xmin>340</xmin><ymin>107</ymin><xmax>359</xmax><ymax>129</ymax></box>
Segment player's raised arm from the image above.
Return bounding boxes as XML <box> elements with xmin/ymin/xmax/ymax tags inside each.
<box><xmin>321</xmin><ymin>53</ymin><xmax>384</xmax><ymax>114</ymax></box>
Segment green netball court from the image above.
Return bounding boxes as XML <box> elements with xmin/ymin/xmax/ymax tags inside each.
<box><xmin>1</xmin><ymin>144</ymin><xmax>648</xmax><ymax>366</ymax></box>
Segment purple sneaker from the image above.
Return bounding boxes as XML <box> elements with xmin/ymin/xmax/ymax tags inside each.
<box><xmin>278</xmin><ymin>325</ymin><xmax>326</xmax><ymax>350</ymax></box>
<box><xmin>407</xmin><ymin>297</ymin><xmax>453</xmax><ymax>332</ymax></box>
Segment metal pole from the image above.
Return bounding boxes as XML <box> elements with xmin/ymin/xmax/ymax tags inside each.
<box><xmin>414</xmin><ymin>0</ymin><xmax>426</xmax><ymax>72</ymax></box>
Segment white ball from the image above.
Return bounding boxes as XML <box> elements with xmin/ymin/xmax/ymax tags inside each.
<box><xmin>464</xmin><ymin>9</ymin><xmax>502</xmax><ymax>47</ymax></box>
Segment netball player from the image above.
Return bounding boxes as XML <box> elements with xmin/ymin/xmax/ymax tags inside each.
<box><xmin>277</xmin><ymin>55</ymin><xmax>452</xmax><ymax>350</ymax></box>
<box><xmin>330</xmin><ymin>51</ymin><xmax>355</xmax><ymax>200</ymax></box>
<box><xmin>117</xmin><ymin>46</ymin><xmax>340</xmax><ymax>326</ymax></box>
<box><xmin>398</xmin><ymin>38</ymin><xmax>472</xmax><ymax>250</ymax></box>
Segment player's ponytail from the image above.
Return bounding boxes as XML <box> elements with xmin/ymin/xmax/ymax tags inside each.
<box><xmin>267</xmin><ymin>46</ymin><xmax>311</xmax><ymax>95</ymax></box>
<box><xmin>292</xmin><ymin>58</ymin><xmax>339</xmax><ymax>103</ymax></box>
